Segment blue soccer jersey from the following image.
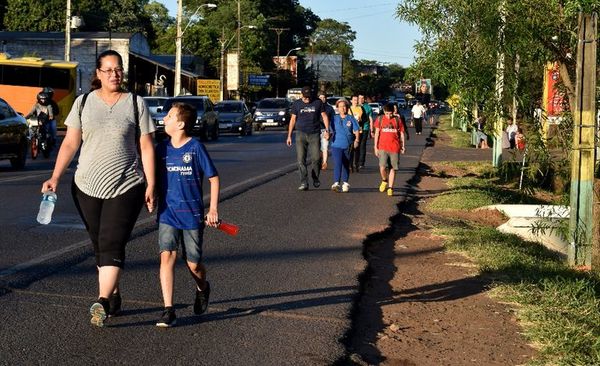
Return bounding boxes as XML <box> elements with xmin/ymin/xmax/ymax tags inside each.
<box><xmin>157</xmin><ymin>138</ymin><xmax>218</xmax><ymax>230</ymax></box>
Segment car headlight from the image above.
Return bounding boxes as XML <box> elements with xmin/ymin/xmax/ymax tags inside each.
<box><xmin>157</xmin><ymin>120</ymin><xmax>164</xmax><ymax>125</ymax></box>
<box><xmin>278</xmin><ymin>111</ymin><xmax>285</xmax><ymax>116</ymax></box>
<box><xmin>255</xmin><ymin>111</ymin><xmax>263</xmax><ymax>116</ymax></box>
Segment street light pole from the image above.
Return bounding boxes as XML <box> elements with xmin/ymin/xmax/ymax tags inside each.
<box><xmin>65</xmin><ymin>0</ymin><xmax>71</xmax><ymax>61</ymax></box>
<box><xmin>220</xmin><ymin>25</ymin><xmax>256</xmax><ymax>101</ymax></box>
<box><xmin>276</xmin><ymin>47</ymin><xmax>300</xmax><ymax>98</ymax></box>
<box><xmin>174</xmin><ymin>2</ymin><xmax>216</xmax><ymax>97</ymax></box>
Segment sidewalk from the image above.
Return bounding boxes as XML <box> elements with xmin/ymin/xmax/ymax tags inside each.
<box><xmin>345</xmin><ymin>126</ymin><xmax>536</xmax><ymax>365</ymax></box>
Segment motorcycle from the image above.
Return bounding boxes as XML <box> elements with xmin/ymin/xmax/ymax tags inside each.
<box><xmin>27</xmin><ymin>114</ymin><xmax>52</xmax><ymax>159</ymax></box>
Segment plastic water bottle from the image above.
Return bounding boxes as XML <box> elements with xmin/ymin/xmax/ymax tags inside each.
<box><xmin>37</xmin><ymin>191</ymin><xmax>57</xmax><ymax>225</ymax></box>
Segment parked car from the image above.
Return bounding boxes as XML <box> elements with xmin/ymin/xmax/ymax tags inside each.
<box><xmin>253</xmin><ymin>98</ymin><xmax>291</xmax><ymax>130</ymax></box>
<box><xmin>396</xmin><ymin>98</ymin><xmax>407</xmax><ymax>109</ymax></box>
<box><xmin>326</xmin><ymin>96</ymin><xmax>344</xmax><ymax>114</ymax></box>
<box><xmin>143</xmin><ymin>96</ymin><xmax>168</xmax><ymax>117</ymax></box>
<box><xmin>428</xmin><ymin>100</ymin><xmax>440</xmax><ymax>110</ymax></box>
<box><xmin>0</xmin><ymin>97</ymin><xmax>28</xmax><ymax>169</ymax></box>
<box><xmin>152</xmin><ymin>96</ymin><xmax>219</xmax><ymax>141</ymax></box>
<box><xmin>368</xmin><ymin>102</ymin><xmax>382</xmax><ymax>116</ymax></box>
<box><xmin>215</xmin><ymin>100</ymin><xmax>253</xmax><ymax>136</ymax></box>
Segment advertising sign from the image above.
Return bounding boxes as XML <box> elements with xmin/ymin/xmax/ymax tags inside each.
<box><xmin>273</xmin><ymin>56</ymin><xmax>298</xmax><ymax>80</ymax></box>
<box><xmin>227</xmin><ymin>53</ymin><xmax>239</xmax><ymax>91</ymax></box>
<box><xmin>197</xmin><ymin>79</ymin><xmax>221</xmax><ymax>102</ymax></box>
<box><xmin>415</xmin><ymin>79</ymin><xmax>432</xmax><ymax>95</ymax></box>
<box><xmin>248</xmin><ymin>74</ymin><xmax>270</xmax><ymax>86</ymax></box>
<box><xmin>543</xmin><ymin>62</ymin><xmax>565</xmax><ymax>123</ymax></box>
<box><xmin>304</xmin><ymin>54</ymin><xmax>342</xmax><ymax>82</ymax></box>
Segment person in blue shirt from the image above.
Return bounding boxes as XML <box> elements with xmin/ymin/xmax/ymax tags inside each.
<box><xmin>330</xmin><ymin>98</ymin><xmax>360</xmax><ymax>193</ymax></box>
<box><xmin>286</xmin><ymin>86</ymin><xmax>330</xmax><ymax>191</ymax></box>
<box><xmin>155</xmin><ymin>102</ymin><xmax>220</xmax><ymax>327</ymax></box>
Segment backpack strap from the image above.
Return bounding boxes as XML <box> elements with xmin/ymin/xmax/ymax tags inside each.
<box><xmin>79</xmin><ymin>92</ymin><xmax>141</xmax><ymax>153</ymax></box>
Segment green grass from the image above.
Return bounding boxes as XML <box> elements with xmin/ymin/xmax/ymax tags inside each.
<box><xmin>426</xmin><ymin>162</ymin><xmax>600</xmax><ymax>365</ymax></box>
<box><xmin>436</xmin><ymin>114</ymin><xmax>472</xmax><ymax>148</ymax></box>
<box><xmin>437</xmin><ymin>225</ymin><xmax>600</xmax><ymax>366</ymax></box>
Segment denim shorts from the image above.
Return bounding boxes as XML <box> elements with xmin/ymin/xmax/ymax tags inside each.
<box><xmin>158</xmin><ymin>222</ymin><xmax>204</xmax><ymax>264</ymax></box>
<box><xmin>378</xmin><ymin>150</ymin><xmax>400</xmax><ymax>170</ymax></box>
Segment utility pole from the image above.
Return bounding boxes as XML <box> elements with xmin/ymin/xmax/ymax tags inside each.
<box><xmin>269</xmin><ymin>28</ymin><xmax>289</xmax><ymax>98</ymax></box>
<box><xmin>569</xmin><ymin>12</ymin><xmax>597</xmax><ymax>267</ymax></box>
<box><xmin>174</xmin><ymin>0</ymin><xmax>183</xmax><ymax>96</ymax></box>
<box><xmin>236</xmin><ymin>0</ymin><xmax>241</xmax><ymax>99</ymax></box>
<box><xmin>65</xmin><ymin>0</ymin><xmax>71</xmax><ymax>61</ymax></box>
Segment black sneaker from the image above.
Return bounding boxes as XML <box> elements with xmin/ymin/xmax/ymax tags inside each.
<box><xmin>194</xmin><ymin>281</ymin><xmax>211</xmax><ymax>315</ymax></box>
<box><xmin>90</xmin><ymin>297</ymin><xmax>109</xmax><ymax>327</ymax></box>
<box><xmin>156</xmin><ymin>307</ymin><xmax>177</xmax><ymax>328</ymax></box>
<box><xmin>313</xmin><ymin>178</ymin><xmax>320</xmax><ymax>188</ymax></box>
<box><xmin>107</xmin><ymin>291</ymin><xmax>121</xmax><ymax>317</ymax></box>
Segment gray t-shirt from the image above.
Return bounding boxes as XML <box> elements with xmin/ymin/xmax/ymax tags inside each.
<box><xmin>65</xmin><ymin>91</ymin><xmax>156</xmax><ymax>199</ymax></box>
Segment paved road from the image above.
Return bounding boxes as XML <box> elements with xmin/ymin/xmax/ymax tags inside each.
<box><xmin>0</xmin><ymin>119</ymin><xmax>432</xmax><ymax>365</ymax></box>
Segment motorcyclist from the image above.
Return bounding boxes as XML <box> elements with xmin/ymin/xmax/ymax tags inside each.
<box><xmin>25</xmin><ymin>91</ymin><xmax>56</xmax><ymax>147</ymax></box>
<box><xmin>41</xmin><ymin>87</ymin><xmax>59</xmax><ymax>145</ymax></box>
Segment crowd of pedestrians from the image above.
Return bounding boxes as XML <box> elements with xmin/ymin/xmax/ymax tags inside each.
<box><xmin>40</xmin><ymin>58</ymin><xmax>429</xmax><ymax>328</ymax></box>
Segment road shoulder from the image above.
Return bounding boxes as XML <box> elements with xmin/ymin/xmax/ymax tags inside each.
<box><xmin>343</xmin><ymin>130</ymin><xmax>537</xmax><ymax>365</ymax></box>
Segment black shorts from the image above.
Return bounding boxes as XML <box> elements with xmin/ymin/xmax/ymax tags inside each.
<box><xmin>72</xmin><ymin>181</ymin><xmax>145</xmax><ymax>268</ymax></box>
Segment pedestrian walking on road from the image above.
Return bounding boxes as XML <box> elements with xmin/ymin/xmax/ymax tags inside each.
<box><xmin>349</xmin><ymin>95</ymin><xmax>369</xmax><ymax>172</ymax></box>
<box><xmin>411</xmin><ymin>100</ymin><xmax>426</xmax><ymax>135</ymax></box>
<box><xmin>154</xmin><ymin>102</ymin><xmax>220</xmax><ymax>328</ymax></box>
<box><xmin>392</xmin><ymin>103</ymin><xmax>410</xmax><ymax>141</ymax></box>
<box><xmin>318</xmin><ymin>92</ymin><xmax>335</xmax><ymax>170</ymax></box>
<box><xmin>374</xmin><ymin>103</ymin><xmax>406</xmax><ymax>196</ymax></box>
<box><xmin>287</xmin><ymin>86</ymin><xmax>330</xmax><ymax>190</ymax></box>
<box><xmin>357</xmin><ymin>94</ymin><xmax>374</xmax><ymax>169</ymax></box>
<box><xmin>41</xmin><ymin>50</ymin><xmax>156</xmax><ymax>327</ymax></box>
<box><xmin>330</xmin><ymin>98</ymin><xmax>360</xmax><ymax>193</ymax></box>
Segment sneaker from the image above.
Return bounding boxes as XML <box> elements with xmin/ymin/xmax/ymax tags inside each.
<box><xmin>90</xmin><ymin>298</ymin><xmax>109</xmax><ymax>327</ymax></box>
<box><xmin>379</xmin><ymin>181</ymin><xmax>387</xmax><ymax>193</ymax></box>
<box><xmin>107</xmin><ymin>291</ymin><xmax>121</xmax><ymax>317</ymax></box>
<box><xmin>298</xmin><ymin>183</ymin><xmax>308</xmax><ymax>191</ymax></box>
<box><xmin>341</xmin><ymin>182</ymin><xmax>350</xmax><ymax>193</ymax></box>
<box><xmin>387</xmin><ymin>188</ymin><xmax>393</xmax><ymax>196</ymax></box>
<box><xmin>313</xmin><ymin>178</ymin><xmax>321</xmax><ymax>188</ymax></box>
<box><xmin>194</xmin><ymin>281</ymin><xmax>211</xmax><ymax>315</ymax></box>
<box><xmin>156</xmin><ymin>307</ymin><xmax>177</xmax><ymax>328</ymax></box>
<box><xmin>331</xmin><ymin>182</ymin><xmax>340</xmax><ymax>192</ymax></box>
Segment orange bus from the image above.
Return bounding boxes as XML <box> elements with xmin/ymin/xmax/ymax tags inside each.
<box><xmin>0</xmin><ymin>54</ymin><xmax>78</xmax><ymax>128</ymax></box>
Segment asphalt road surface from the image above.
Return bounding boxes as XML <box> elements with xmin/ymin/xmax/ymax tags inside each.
<box><xmin>0</xmin><ymin>115</ymin><xmax>431</xmax><ymax>365</ymax></box>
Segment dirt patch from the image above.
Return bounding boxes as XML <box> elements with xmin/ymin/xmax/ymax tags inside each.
<box><xmin>344</xmin><ymin>146</ymin><xmax>537</xmax><ymax>365</ymax></box>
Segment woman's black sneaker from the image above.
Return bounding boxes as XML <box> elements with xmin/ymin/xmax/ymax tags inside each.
<box><xmin>90</xmin><ymin>297</ymin><xmax>109</xmax><ymax>327</ymax></box>
<box><xmin>156</xmin><ymin>307</ymin><xmax>176</xmax><ymax>328</ymax></box>
<box><xmin>107</xmin><ymin>291</ymin><xmax>121</xmax><ymax>317</ymax></box>
<box><xmin>194</xmin><ymin>281</ymin><xmax>210</xmax><ymax>315</ymax></box>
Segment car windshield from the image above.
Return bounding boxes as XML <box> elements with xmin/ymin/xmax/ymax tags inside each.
<box><xmin>327</xmin><ymin>97</ymin><xmax>339</xmax><ymax>105</ymax></box>
<box><xmin>215</xmin><ymin>103</ymin><xmax>242</xmax><ymax>113</ymax></box>
<box><xmin>257</xmin><ymin>99</ymin><xmax>287</xmax><ymax>109</ymax></box>
<box><xmin>163</xmin><ymin>98</ymin><xmax>205</xmax><ymax>113</ymax></box>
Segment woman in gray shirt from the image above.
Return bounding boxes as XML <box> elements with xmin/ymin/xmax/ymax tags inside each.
<box><xmin>42</xmin><ymin>50</ymin><xmax>156</xmax><ymax>327</ymax></box>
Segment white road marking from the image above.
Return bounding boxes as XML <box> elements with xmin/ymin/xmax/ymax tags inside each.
<box><xmin>0</xmin><ymin>162</ymin><xmax>297</xmax><ymax>279</ymax></box>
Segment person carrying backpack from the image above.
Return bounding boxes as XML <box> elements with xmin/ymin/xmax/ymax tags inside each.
<box><xmin>373</xmin><ymin>103</ymin><xmax>406</xmax><ymax>196</ymax></box>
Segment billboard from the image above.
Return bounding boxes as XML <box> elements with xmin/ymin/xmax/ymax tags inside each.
<box><xmin>304</xmin><ymin>54</ymin><xmax>342</xmax><ymax>82</ymax></box>
<box><xmin>227</xmin><ymin>53</ymin><xmax>239</xmax><ymax>91</ymax></box>
<box><xmin>415</xmin><ymin>79</ymin><xmax>432</xmax><ymax>95</ymax></box>
<box><xmin>197</xmin><ymin>79</ymin><xmax>221</xmax><ymax>102</ymax></box>
<box><xmin>273</xmin><ymin>56</ymin><xmax>298</xmax><ymax>80</ymax></box>
<box><xmin>248</xmin><ymin>74</ymin><xmax>270</xmax><ymax>86</ymax></box>
<box><xmin>543</xmin><ymin>62</ymin><xmax>565</xmax><ymax>123</ymax></box>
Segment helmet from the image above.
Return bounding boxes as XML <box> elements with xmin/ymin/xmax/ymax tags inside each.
<box><xmin>37</xmin><ymin>92</ymin><xmax>50</xmax><ymax>106</ymax></box>
<box><xmin>42</xmin><ymin>87</ymin><xmax>54</xmax><ymax>99</ymax></box>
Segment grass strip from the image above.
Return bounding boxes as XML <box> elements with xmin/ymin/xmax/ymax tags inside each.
<box><xmin>426</xmin><ymin>167</ymin><xmax>600</xmax><ymax>365</ymax></box>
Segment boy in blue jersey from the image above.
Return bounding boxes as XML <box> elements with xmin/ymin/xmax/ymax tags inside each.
<box><xmin>155</xmin><ymin>102</ymin><xmax>220</xmax><ymax>327</ymax></box>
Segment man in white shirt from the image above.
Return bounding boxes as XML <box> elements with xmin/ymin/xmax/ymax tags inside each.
<box><xmin>411</xmin><ymin>100</ymin><xmax>426</xmax><ymax>135</ymax></box>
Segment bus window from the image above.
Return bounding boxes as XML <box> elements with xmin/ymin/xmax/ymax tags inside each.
<box><xmin>2</xmin><ymin>65</ymin><xmax>40</xmax><ymax>87</ymax></box>
<box><xmin>41</xmin><ymin>67</ymin><xmax>71</xmax><ymax>90</ymax></box>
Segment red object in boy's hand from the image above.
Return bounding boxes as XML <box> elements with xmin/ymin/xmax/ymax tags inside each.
<box><xmin>217</xmin><ymin>220</ymin><xmax>239</xmax><ymax>236</ymax></box>
<box><xmin>205</xmin><ymin>217</ymin><xmax>239</xmax><ymax>236</ymax></box>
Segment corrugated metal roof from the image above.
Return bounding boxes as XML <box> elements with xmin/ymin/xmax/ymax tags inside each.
<box><xmin>0</xmin><ymin>31</ymin><xmax>136</xmax><ymax>40</ymax></box>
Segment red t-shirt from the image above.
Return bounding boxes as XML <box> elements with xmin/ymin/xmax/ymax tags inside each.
<box><xmin>375</xmin><ymin>115</ymin><xmax>405</xmax><ymax>153</ymax></box>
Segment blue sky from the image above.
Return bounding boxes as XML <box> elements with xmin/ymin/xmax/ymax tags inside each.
<box><xmin>162</xmin><ymin>0</ymin><xmax>421</xmax><ymax>67</ymax></box>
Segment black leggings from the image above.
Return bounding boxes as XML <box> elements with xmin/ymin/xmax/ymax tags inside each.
<box><xmin>72</xmin><ymin>182</ymin><xmax>145</xmax><ymax>268</ymax></box>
